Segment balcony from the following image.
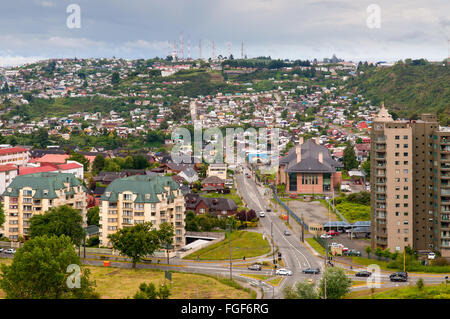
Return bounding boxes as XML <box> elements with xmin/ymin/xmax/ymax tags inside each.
<box><xmin>442</xmin><ymin>189</ymin><xmax>450</xmax><ymax>196</ymax></box>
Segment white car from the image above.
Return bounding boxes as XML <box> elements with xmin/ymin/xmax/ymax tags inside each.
<box><xmin>4</xmin><ymin>249</ymin><xmax>16</xmax><ymax>254</ymax></box>
<box><xmin>259</xmin><ymin>211</ymin><xmax>265</xmax><ymax>217</ymax></box>
<box><xmin>428</xmin><ymin>252</ymin><xmax>436</xmax><ymax>260</ymax></box>
<box><xmin>320</xmin><ymin>234</ymin><xmax>332</xmax><ymax>239</ymax></box>
<box><xmin>276</xmin><ymin>268</ymin><xmax>293</xmax><ymax>276</ymax></box>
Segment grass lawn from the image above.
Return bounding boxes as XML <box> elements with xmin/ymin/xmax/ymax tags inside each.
<box><xmin>184</xmin><ymin>231</ymin><xmax>271</xmax><ymax>260</ymax></box>
<box><xmin>348</xmin><ymin>284</ymin><xmax>450</xmax><ymax>299</ymax></box>
<box><xmin>240</xmin><ymin>274</ymin><xmax>273</xmax><ymax>281</ymax></box>
<box><xmin>351</xmin><ymin>256</ymin><xmax>391</xmax><ymax>270</ymax></box>
<box><xmin>266</xmin><ymin>277</ymin><xmax>283</xmax><ymax>287</ymax></box>
<box><xmin>0</xmin><ymin>258</ymin><xmax>252</xmax><ymax>299</ymax></box>
<box><xmin>306</xmin><ymin>237</ymin><xmax>326</xmax><ymax>256</ymax></box>
<box><xmin>335</xmin><ymin>202</ymin><xmax>370</xmax><ymax>222</ymax></box>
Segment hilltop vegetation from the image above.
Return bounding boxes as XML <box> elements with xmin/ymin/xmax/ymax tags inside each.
<box><xmin>348</xmin><ymin>62</ymin><xmax>450</xmax><ymax>125</ymax></box>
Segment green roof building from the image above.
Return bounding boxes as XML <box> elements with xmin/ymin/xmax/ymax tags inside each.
<box><xmin>99</xmin><ymin>175</ymin><xmax>186</xmax><ymax>249</ymax></box>
<box><xmin>2</xmin><ymin>172</ymin><xmax>87</xmax><ymax>241</ymax></box>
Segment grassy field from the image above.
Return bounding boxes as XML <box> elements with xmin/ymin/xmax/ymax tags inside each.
<box><xmin>306</xmin><ymin>237</ymin><xmax>326</xmax><ymax>256</ymax></box>
<box><xmin>335</xmin><ymin>202</ymin><xmax>370</xmax><ymax>222</ymax></box>
<box><xmin>184</xmin><ymin>231</ymin><xmax>271</xmax><ymax>260</ymax></box>
<box><xmin>348</xmin><ymin>283</ymin><xmax>450</xmax><ymax>299</ymax></box>
<box><xmin>0</xmin><ymin>258</ymin><xmax>252</xmax><ymax>299</ymax></box>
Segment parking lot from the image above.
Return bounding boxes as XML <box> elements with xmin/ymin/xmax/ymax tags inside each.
<box><xmin>283</xmin><ymin>200</ymin><xmax>338</xmax><ymax>225</ymax></box>
<box><xmin>323</xmin><ymin>233</ymin><xmax>371</xmax><ymax>258</ymax></box>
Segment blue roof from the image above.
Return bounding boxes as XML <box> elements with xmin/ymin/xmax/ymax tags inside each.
<box><xmin>323</xmin><ymin>221</ymin><xmax>350</xmax><ymax>227</ymax></box>
<box><xmin>352</xmin><ymin>221</ymin><xmax>371</xmax><ymax>227</ymax></box>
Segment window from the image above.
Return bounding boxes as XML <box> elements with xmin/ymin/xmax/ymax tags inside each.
<box><xmin>123</xmin><ymin>194</ymin><xmax>132</xmax><ymax>201</ymax></box>
<box><xmin>403</xmin><ymin>152</ymin><xmax>408</xmax><ymax>156</ymax></box>
<box><xmin>395</xmin><ymin>135</ymin><xmax>400</xmax><ymax>140</ymax></box>
<box><xmin>23</xmin><ymin>190</ymin><xmax>32</xmax><ymax>196</ymax></box>
<box><xmin>404</xmin><ymin>136</ymin><xmax>408</xmax><ymax>140</ymax></box>
<box><xmin>403</xmin><ymin>144</ymin><xmax>408</xmax><ymax>148</ymax></box>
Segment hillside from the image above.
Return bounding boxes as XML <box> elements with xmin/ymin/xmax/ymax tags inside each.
<box><xmin>348</xmin><ymin>63</ymin><xmax>450</xmax><ymax>125</ymax></box>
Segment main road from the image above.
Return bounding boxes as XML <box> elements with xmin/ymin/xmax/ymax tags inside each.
<box><xmin>235</xmin><ymin>165</ymin><xmax>324</xmax><ymax>298</ymax></box>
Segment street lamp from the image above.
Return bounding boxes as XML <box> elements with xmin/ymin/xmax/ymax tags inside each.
<box><xmin>228</xmin><ymin>220</ymin><xmax>233</xmax><ymax>280</ymax></box>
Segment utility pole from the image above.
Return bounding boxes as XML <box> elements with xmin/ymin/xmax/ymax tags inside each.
<box><xmin>229</xmin><ymin>222</ymin><xmax>232</xmax><ymax>280</ymax></box>
<box><xmin>301</xmin><ymin>213</ymin><xmax>304</xmax><ymax>242</ymax></box>
<box><xmin>271</xmin><ymin>221</ymin><xmax>274</xmax><ymax>264</ymax></box>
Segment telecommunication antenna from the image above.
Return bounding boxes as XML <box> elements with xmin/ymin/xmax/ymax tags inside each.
<box><xmin>199</xmin><ymin>39</ymin><xmax>202</xmax><ymax>60</ymax></box>
<box><xmin>212</xmin><ymin>41</ymin><xmax>216</xmax><ymax>61</ymax></box>
<box><xmin>241</xmin><ymin>41</ymin><xmax>244</xmax><ymax>59</ymax></box>
<box><xmin>187</xmin><ymin>34</ymin><xmax>191</xmax><ymax>60</ymax></box>
<box><xmin>179</xmin><ymin>32</ymin><xmax>184</xmax><ymax>60</ymax></box>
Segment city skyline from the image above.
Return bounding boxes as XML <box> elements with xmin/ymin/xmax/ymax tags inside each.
<box><xmin>0</xmin><ymin>0</ymin><xmax>449</xmax><ymax>67</ymax></box>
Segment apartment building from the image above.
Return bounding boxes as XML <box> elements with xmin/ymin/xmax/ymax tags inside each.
<box><xmin>207</xmin><ymin>163</ymin><xmax>227</xmax><ymax>180</ymax></box>
<box><xmin>99</xmin><ymin>175</ymin><xmax>186</xmax><ymax>248</ymax></box>
<box><xmin>0</xmin><ymin>147</ymin><xmax>29</xmax><ymax>166</ymax></box>
<box><xmin>370</xmin><ymin>106</ymin><xmax>450</xmax><ymax>257</ymax></box>
<box><xmin>1</xmin><ymin>172</ymin><xmax>87</xmax><ymax>241</ymax></box>
<box><xmin>0</xmin><ymin>164</ymin><xmax>18</xmax><ymax>195</ymax></box>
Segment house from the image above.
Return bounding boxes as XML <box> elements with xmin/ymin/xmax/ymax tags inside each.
<box><xmin>184</xmin><ymin>193</ymin><xmax>238</xmax><ymax>217</ymax></box>
<box><xmin>354</xmin><ymin>143</ymin><xmax>370</xmax><ymax>162</ymax></box>
<box><xmin>202</xmin><ymin>176</ymin><xmax>225</xmax><ymax>189</ymax></box>
<box><xmin>178</xmin><ymin>167</ymin><xmax>199</xmax><ymax>184</ymax></box>
<box><xmin>277</xmin><ymin>137</ymin><xmax>343</xmax><ymax>194</ymax></box>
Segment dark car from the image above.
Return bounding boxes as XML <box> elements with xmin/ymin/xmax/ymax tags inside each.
<box><xmin>390</xmin><ymin>274</ymin><xmax>407</xmax><ymax>282</ymax></box>
<box><xmin>302</xmin><ymin>268</ymin><xmax>321</xmax><ymax>274</ymax></box>
<box><xmin>248</xmin><ymin>264</ymin><xmax>262</xmax><ymax>271</ymax></box>
<box><xmin>390</xmin><ymin>272</ymin><xmax>408</xmax><ymax>279</ymax></box>
<box><xmin>343</xmin><ymin>249</ymin><xmax>362</xmax><ymax>257</ymax></box>
<box><xmin>355</xmin><ymin>271</ymin><xmax>372</xmax><ymax>277</ymax></box>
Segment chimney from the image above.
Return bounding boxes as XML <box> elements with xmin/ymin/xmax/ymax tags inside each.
<box><xmin>318</xmin><ymin>152</ymin><xmax>323</xmax><ymax>163</ymax></box>
<box><xmin>296</xmin><ymin>145</ymin><xmax>302</xmax><ymax>163</ymax></box>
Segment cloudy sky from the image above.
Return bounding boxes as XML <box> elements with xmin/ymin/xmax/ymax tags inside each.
<box><xmin>0</xmin><ymin>0</ymin><xmax>449</xmax><ymax>66</ymax></box>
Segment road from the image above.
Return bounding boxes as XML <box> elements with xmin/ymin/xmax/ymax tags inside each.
<box><xmin>235</xmin><ymin>165</ymin><xmax>324</xmax><ymax>298</ymax></box>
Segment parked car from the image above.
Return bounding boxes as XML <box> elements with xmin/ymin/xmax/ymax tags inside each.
<box><xmin>320</xmin><ymin>234</ymin><xmax>332</xmax><ymax>239</ymax></box>
<box><xmin>4</xmin><ymin>249</ymin><xmax>16</xmax><ymax>254</ymax></box>
<box><xmin>342</xmin><ymin>247</ymin><xmax>349</xmax><ymax>252</ymax></box>
<box><xmin>266</xmin><ymin>208</ymin><xmax>271</xmax><ymax>212</ymax></box>
<box><xmin>289</xmin><ymin>194</ymin><xmax>297</xmax><ymax>198</ymax></box>
<box><xmin>248</xmin><ymin>264</ymin><xmax>262</xmax><ymax>271</ymax></box>
<box><xmin>302</xmin><ymin>268</ymin><xmax>321</xmax><ymax>274</ymax></box>
<box><xmin>284</xmin><ymin>230</ymin><xmax>291</xmax><ymax>236</ymax></box>
<box><xmin>343</xmin><ymin>249</ymin><xmax>361</xmax><ymax>257</ymax></box>
<box><xmin>355</xmin><ymin>271</ymin><xmax>372</xmax><ymax>277</ymax></box>
<box><xmin>0</xmin><ymin>248</ymin><xmax>4</xmax><ymax>253</ymax></box>
<box><xmin>428</xmin><ymin>252</ymin><xmax>436</xmax><ymax>260</ymax></box>
<box><xmin>259</xmin><ymin>211</ymin><xmax>265</xmax><ymax>218</ymax></box>
<box><xmin>327</xmin><ymin>230</ymin><xmax>339</xmax><ymax>236</ymax></box>
<box><xmin>276</xmin><ymin>268</ymin><xmax>293</xmax><ymax>276</ymax></box>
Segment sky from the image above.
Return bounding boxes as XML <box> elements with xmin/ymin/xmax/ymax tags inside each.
<box><xmin>0</xmin><ymin>0</ymin><xmax>449</xmax><ymax>66</ymax></box>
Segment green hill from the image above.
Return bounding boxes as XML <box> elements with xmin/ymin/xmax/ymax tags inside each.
<box><xmin>348</xmin><ymin>63</ymin><xmax>450</xmax><ymax>125</ymax></box>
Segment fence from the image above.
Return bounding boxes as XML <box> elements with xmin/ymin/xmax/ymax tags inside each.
<box><xmin>272</xmin><ymin>186</ymin><xmax>309</xmax><ymax>231</ymax></box>
<box><xmin>325</xmin><ymin>198</ymin><xmax>349</xmax><ymax>224</ymax></box>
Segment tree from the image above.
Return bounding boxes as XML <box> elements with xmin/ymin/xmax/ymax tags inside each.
<box><xmin>374</xmin><ymin>247</ymin><xmax>383</xmax><ymax>260</ymax></box>
<box><xmin>365</xmin><ymin>246</ymin><xmax>372</xmax><ymax>259</ymax></box>
<box><xmin>133</xmin><ymin>282</ymin><xmax>171</xmax><ymax>299</ymax></box>
<box><xmin>0</xmin><ymin>235</ymin><xmax>99</xmax><ymax>299</ymax></box>
<box><xmin>361</xmin><ymin>158</ymin><xmax>370</xmax><ymax>178</ymax></box>
<box><xmin>246</xmin><ymin>209</ymin><xmax>257</xmax><ymax>221</ymax></box>
<box><xmin>92</xmin><ymin>155</ymin><xmax>105</xmax><ymax>174</ymax></box>
<box><xmin>0</xmin><ymin>202</ymin><xmax>5</xmax><ymax>228</ymax></box>
<box><xmin>343</xmin><ymin>142</ymin><xmax>358</xmax><ymax>171</ymax></box>
<box><xmin>29</xmin><ymin>205</ymin><xmax>86</xmax><ymax>246</ymax></box>
<box><xmin>68</xmin><ymin>152</ymin><xmax>90</xmax><ymax>171</ymax></box>
<box><xmin>158</xmin><ymin>222</ymin><xmax>175</xmax><ymax>264</ymax></box>
<box><xmin>416</xmin><ymin>278</ymin><xmax>424</xmax><ymax>290</ymax></box>
<box><xmin>108</xmin><ymin>222</ymin><xmax>160</xmax><ymax>268</ymax></box>
<box><xmin>86</xmin><ymin>206</ymin><xmax>100</xmax><ymax>227</ymax></box>
<box><xmin>318</xmin><ymin>267</ymin><xmax>352</xmax><ymax>299</ymax></box>
<box><xmin>111</xmin><ymin>72</ymin><xmax>120</xmax><ymax>86</ymax></box>
<box><xmin>283</xmin><ymin>280</ymin><xmax>319</xmax><ymax>299</ymax></box>
<box><xmin>133</xmin><ymin>155</ymin><xmax>149</xmax><ymax>169</ymax></box>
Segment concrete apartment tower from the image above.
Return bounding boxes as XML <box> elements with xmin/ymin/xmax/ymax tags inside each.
<box><xmin>370</xmin><ymin>105</ymin><xmax>450</xmax><ymax>257</ymax></box>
